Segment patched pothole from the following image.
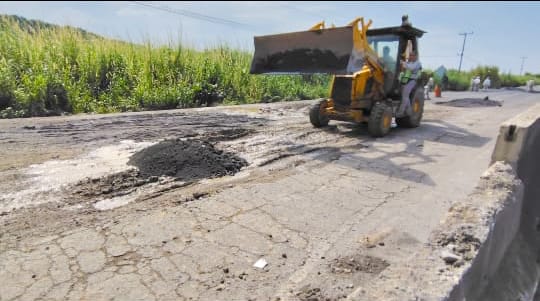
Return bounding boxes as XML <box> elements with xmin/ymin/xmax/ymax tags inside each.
<box><xmin>435</xmin><ymin>98</ymin><xmax>502</xmax><ymax>107</ymax></box>
<box><xmin>65</xmin><ymin>138</ymin><xmax>249</xmax><ymax>209</ymax></box>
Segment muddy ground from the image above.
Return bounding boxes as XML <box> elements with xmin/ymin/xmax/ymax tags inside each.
<box><xmin>0</xmin><ymin>89</ymin><xmax>538</xmax><ymax>301</ymax></box>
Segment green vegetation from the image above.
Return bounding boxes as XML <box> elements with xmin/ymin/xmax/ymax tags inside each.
<box><xmin>1</xmin><ymin>14</ymin><xmax>539</xmax><ymax>119</ymax></box>
<box><xmin>0</xmin><ymin>15</ymin><xmax>329</xmax><ymax>118</ymax></box>
<box><xmin>425</xmin><ymin>65</ymin><xmax>539</xmax><ymax>91</ymax></box>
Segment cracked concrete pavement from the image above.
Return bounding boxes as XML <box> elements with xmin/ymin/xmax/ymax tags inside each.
<box><xmin>1</xmin><ymin>89</ymin><xmax>539</xmax><ymax>300</ymax></box>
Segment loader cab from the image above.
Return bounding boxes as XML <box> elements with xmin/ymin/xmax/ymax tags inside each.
<box><xmin>368</xmin><ymin>34</ymin><xmax>400</xmax><ymax>95</ymax></box>
<box><xmin>367</xmin><ymin>23</ymin><xmax>426</xmax><ymax>100</ymax></box>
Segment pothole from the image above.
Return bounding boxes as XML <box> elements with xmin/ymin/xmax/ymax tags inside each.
<box><xmin>66</xmin><ymin>138</ymin><xmax>248</xmax><ymax>210</ymax></box>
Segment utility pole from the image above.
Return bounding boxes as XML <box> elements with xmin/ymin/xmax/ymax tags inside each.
<box><xmin>458</xmin><ymin>31</ymin><xmax>473</xmax><ymax>73</ymax></box>
<box><xmin>520</xmin><ymin>56</ymin><xmax>527</xmax><ymax>75</ymax></box>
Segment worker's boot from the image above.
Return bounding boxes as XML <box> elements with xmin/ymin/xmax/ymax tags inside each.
<box><xmin>396</xmin><ymin>102</ymin><xmax>407</xmax><ymax>118</ymax></box>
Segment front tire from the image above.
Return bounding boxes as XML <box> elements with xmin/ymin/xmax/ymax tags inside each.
<box><xmin>368</xmin><ymin>102</ymin><xmax>392</xmax><ymax>137</ymax></box>
<box><xmin>309</xmin><ymin>99</ymin><xmax>330</xmax><ymax>128</ymax></box>
<box><xmin>396</xmin><ymin>88</ymin><xmax>424</xmax><ymax>128</ymax></box>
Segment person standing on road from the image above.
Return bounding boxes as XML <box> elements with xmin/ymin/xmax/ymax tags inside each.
<box><xmin>471</xmin><ymin>76</ymin><xmax>478</xmax><ymax>91</ymax></box>
<box><xmin>483</xmin><ymin>76</ymin><xmax>491</xmax><ymax>90</ymax></box>
<box><xmin>527</xmin><ymin>79</ymin><xmax>535</xmax><ymax>92</ymax></box>
<box><xmin>427</xmin><ymin>77</ymin><xmax>434</xmax><ymax>92</ymax></box>
<box><xmin>470</xmin><ymin>76</ymin><xmax>481</xmax><ymax>91</ymax></box>
<box><xmin>397</xmin><ymin>51</ymin><xmax>422</xmax><ymax>117</ymax></box>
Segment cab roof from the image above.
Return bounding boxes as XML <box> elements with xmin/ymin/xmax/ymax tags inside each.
<box><xmin>367</xmin><ymin>25</ymin><xmax>426</xmax><ymax>38</ymax></box>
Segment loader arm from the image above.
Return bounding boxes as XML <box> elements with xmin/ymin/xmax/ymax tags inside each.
<box><xmin>347</xmin><ymin>17</ymin><xmax>385</xmax><ymax>98</ymax></box>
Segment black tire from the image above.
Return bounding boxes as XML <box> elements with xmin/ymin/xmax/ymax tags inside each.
<box><xmin>368</xmin><ymin>102</ymin><xmax>393</xmax><ymax>137</ymax></box>
<box><xmin>309</xmin><ymin>99</ymin><xmax>330</xmax><ymax>128</ymax></box>
<box><xmin>396</xmin><ymin>88</ymin><xmax>425</xmax><ymax>128</ymax></box>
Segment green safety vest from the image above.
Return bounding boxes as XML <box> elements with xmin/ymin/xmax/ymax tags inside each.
<box><xmin>399</xmin><ymin>69</ymin><xmax>412</xmax><ymax>84</ymax></box>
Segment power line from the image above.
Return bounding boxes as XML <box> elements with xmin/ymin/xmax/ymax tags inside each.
<box><xmin>130</xmin><ymin>1</ymin><xmax>253</xmax><ymax>31</ymax></box>
<box><xmin>520</xmin><ymin>56</ymin><xmax>527</xmax><ymax>75</ymax></box>
<box><xmin>458</xmin><ymin>31</ymin><xmax>473</xmax><ymax>73</ymax></box>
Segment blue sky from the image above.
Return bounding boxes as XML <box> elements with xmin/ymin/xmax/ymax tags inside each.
<box><xmin>1</xmin><ymin>1</ymin><xmax>539</xmax><ymax>74</ymax></box>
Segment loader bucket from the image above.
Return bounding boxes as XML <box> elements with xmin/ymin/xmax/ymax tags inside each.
<box><xmin>250</xmin><ymin>26</ymin><xmax>359</xmax><ymax>75</ymax></box>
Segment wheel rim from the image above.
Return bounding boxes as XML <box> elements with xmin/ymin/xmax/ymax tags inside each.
<box><xmin>383</xmin><ymin>114</ymin><xmax>391</xmax><ymax>128</ymax></box>
<box><xmin>413</xmin><ymin>98</ymin><xmax>420</xmax><ymax>113</ymax></box>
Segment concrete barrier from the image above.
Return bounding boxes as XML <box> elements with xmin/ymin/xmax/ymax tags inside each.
<box><xmin>447</xmin><ymin>103</ymin><xmax>540</xmax><ymax>300</ymax></box>
<box><xmin>356</xmin><ymin>104</ymin><xmax>540</xmax><ymax>300</ymax></box>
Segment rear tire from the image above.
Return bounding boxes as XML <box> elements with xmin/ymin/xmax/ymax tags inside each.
<box><xmin>368</xmin><ymin>102</ymin><xmax>392</xmax><ymax>137</ymax></box>
<box><xmin>396</xmin><ymin>88</ymin><xmax>424</xmax><ymax>128</ymax></box>
<box><xmin>309</xmin><ymin>99</ymin><xmax>330</xmax><ymax>128</ymax></box>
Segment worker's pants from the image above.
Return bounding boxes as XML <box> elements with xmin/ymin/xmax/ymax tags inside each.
<box><xmin>398</xmin><ymin>80</ymin><xmax>416</xmax><ymax>116</ymax></box>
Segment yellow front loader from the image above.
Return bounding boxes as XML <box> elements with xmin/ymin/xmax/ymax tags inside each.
<box><xmin>250</xmin><ymin>16</ymin><xmax>426</xmax><ymax>137</ymax></box>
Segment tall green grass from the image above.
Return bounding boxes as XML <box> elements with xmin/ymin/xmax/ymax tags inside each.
<box><xmin>0</xmin><ymin>15</ymin><xmax>330</xmax><ymax>118</ymax></box>
<box><xmin>425</xmin><ymin>65</ymin><xmax>536</xmax><ymax>91</ymax></box>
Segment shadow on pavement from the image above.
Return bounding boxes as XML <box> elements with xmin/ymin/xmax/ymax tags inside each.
<box><xmin>281</xmin><ymin>118</ymin><xmax>491</xmax><ymax>186</ymax></box>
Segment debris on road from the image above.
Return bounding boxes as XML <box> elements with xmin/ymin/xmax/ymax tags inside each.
<box><xmin>441</xmin><ymin>250</ymin><xmax>462</xmax><ymax>264</ymax></box>
<box><xmin>254</xmin><ymin>258</ymin><xmax>268</xmax><ymax>269</ymax></box>
<box><xmin>330</xmin><ymin>254</ymin><xmax>389</xmax><ymax>274</ymax></box>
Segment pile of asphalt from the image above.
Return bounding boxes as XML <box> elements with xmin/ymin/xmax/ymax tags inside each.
<box><xmin>128</xmin><ymin>138</ymin><xmax>248</xmax><ymax>181</ymax></box>
<box><xmin>436</xmin><ymin>97</ymin><xmax>502</xmax><ymax>107</ymax></box>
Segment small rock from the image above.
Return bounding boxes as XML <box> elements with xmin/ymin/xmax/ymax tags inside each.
<box><xmin>193</xmin><ymin>192</ymin><xmax>208</xmax><ymax>199</ymax></box>
<box><xmin>378</xmin><ymin>242</ymin><xmax>385</xmax><ymax>246</ymax></box>
<box><xmin>346</xmin><ymin>284</ymin><xmax>354</xmax><ymax>289</ymax></box>
<box><xmin>223</xmin><ymin>268</ymin><xmax>229</xmax><ymax>274</ymax></box>
<box><xmin>464</xmin><ymin>253</ymin><xmax>474</xmax><ymax>261</ymax></box>
<box><xmin>282</xmin><ymin>253</ymin><xmax>287</xmax><ymax>258</ymax></box>
<box><xmin>441</xmin><ymin>250</ymin><xmax>462</xmax><ymax>264</ymax></box>
<box><xmin>23</xmin><ymin>126</ymin><xmax>36</xmax><ymax>130</ymax></box>
<box><xmin>454</xmin><ymin>259</ymin><xmax>465</xmax><ymax>267</ymax></box>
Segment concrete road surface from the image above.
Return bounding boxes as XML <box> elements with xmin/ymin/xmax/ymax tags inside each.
<box><xmin>0</xmin><ymin>89</ymin><xmax>538</xmax><ymax>301</ymax></box>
